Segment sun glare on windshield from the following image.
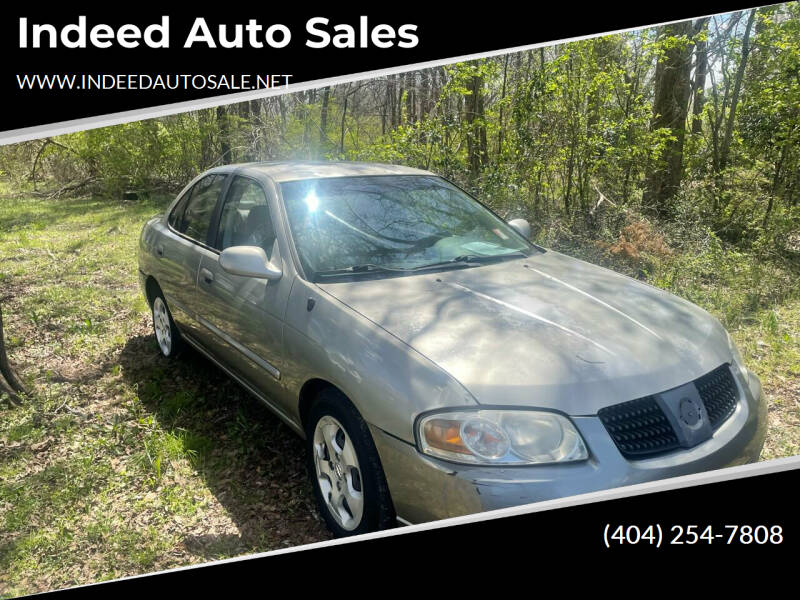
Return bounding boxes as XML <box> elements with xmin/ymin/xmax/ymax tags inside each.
<box><xmin>304</xmin><ymin>190</ymin><xmax>320</xmax><ymax>212</ymax></box>
<box><xmin>282</xmin><ymin>175</ymin><xmax>533</xmax><ymax>277</ymax></box>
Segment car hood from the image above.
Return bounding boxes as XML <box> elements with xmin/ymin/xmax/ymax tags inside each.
<box><xmin>316</xmin><ymin>251</ymin><xmax>732</xmax><ymax>415</ymax></box>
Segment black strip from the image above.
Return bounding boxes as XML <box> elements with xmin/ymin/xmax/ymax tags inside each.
<box><xmin>1</xmin><ymin>3</ymin><xmax>767</xmax><ymax>132</ymax></box>
<box><xmin>43</xmin><ymin>463</ymin><xmax>799</xmax><ymax>596</ymax></box>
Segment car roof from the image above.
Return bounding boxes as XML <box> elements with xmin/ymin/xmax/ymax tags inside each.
<box><xmin>213</xmin><ymin>160</ymin><xmax>434</xmax><ymax>183</ymax></box>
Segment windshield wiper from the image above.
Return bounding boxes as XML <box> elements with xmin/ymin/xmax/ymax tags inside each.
<box><xmin>316</xmin><ymin>263</ymin><xmax>411</xmax><ymax>277</ymax></box>
<box><xmin>315</xmin><ymin>251</ymin><xmax>528</xmax><ymax>278</ymax></box>
<box><xmin>411</xmin><ymin>251</ymin><xmax>528</xmax><ymax>271</ymax></box>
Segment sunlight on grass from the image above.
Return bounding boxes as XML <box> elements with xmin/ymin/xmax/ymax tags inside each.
<box><xmin>0</xmin><ymin>193</ymin><xmax>796</xmax><ymax>595</ymax></box>
<box><xmin>0</xmin><ymin>194</ymin><xmax>329</xmax><ymax>596</ymax></box>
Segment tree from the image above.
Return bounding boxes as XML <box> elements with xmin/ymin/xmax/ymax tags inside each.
<box><xmin>643</xmin><ymin>22</ymin><xmax>695</xmax><ymax>217</ymax></box>
<box><xmin>739</xmin><ymin>3</ymin><xmax>800</xmax><ymax>236</ymax></box>
<box><xmin>464</xmin><ymin>69</ymin><xmax>488</xmax><ymax>180</ymax></box>
<box><xmin>319</xmin><ymin>87</ymin><xmax>331</xmax><ymax>150</ymax></box>
<box><xmin>691</xmin><ymin>18</ymin><xmax>710</xmax><ymax>134</ymax></box>
<box><xmin>718</xmin><ymin>9</ymin><xmax>756</xmax><ymax>173</ymax></box>
<box><xmin>216</xmin><ymin>105</ymin><xmax>231</xmax><ymax>164</ymax></box>
<box><xmin>7</xmin><ymin>8</ymin><xmax>796</xmax><ymax>250</ymax></box>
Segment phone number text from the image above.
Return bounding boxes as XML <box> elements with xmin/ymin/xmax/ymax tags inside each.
<box><xmin>603</xmin><ymin>524</ymin><xmax>783</xmax><ymax>548</ymax></box>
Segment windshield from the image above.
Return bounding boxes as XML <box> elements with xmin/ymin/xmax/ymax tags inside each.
<box><xmin>280</xmin><ymin>175</ymin><xmax>533</xmax><ymax>278</ymax></box>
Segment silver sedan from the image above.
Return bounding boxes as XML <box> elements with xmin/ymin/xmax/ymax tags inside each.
<box><xmin>137</xmin><ymin>161</ymin><xmax>767</xmax><ymax>536</ymax></box>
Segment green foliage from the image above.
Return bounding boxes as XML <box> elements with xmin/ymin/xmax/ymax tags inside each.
<box><xmin>2</xmin><ymin>5</ymin><xmax>797</xmax><ymax>254</ymax></box>
<box><xmin>0</xmin><ymin>195</ymin><xmax>329</xmax><ymax>594</ymax></box>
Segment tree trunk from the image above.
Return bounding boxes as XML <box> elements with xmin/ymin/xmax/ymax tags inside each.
<box><xmin>465</xmin><ymin>73</ymin><xmax>488</xmax><ymax>180</ymax></box>
<box><xmin>388</xmin><ymin>75</ymin><xmax>397</xmax><ymax>129</ymax></box>
<box><xmin>339</xmin><ymin>89</ymin><xmax>349</xmax><ymax>157</ymax></box>
<box><xmin>398</xmin><ymin>73</ymin><xmax>406</xmax><ymax>125</ymax></box>
<box><xmin>0</xmin><ymin>303</ymin><xmax>26</xmax><ymax>405</ymax></box>
<box><xmin>30</xmin><ymin>139</ymin><xmax>52</xmax><ymax>192</ymax></box>
<box><xmin>498</xmin><ymin>54</ymin><xmax>509</xmax><ymax>157</ymax></box>
<box><xmin>691</xmin><ymin>18</ymin><xmax>710</xmax><ymax>134</ymax></box>
<box><xmin>302</xmin><ymin>92</ymin><xmax>311</xmax><ymax>156</ymax></box>
<box><xmin>643</xmin><ymin>22</ymin><xmax>694</xmax><ymax>218</ymax></box>
<box><xmin>419</xmin><ymin>71</ymin><xmax>429</xmax><ymax>121</ymax></box>
<box><xmin>216</xmin><ymin>106</ymin><xmax>231</xmax><ymax>164</ymax></box>
<box><xmin>381</xmin><ymin>82</ymin><xmax>388</xmax><ymax>136</ymax></box>
<box><xmin>406</xmin><ymin>73</ymin><xmax>416</xmax><ymax>124</ymax></box>
<box><xmin>719</xmin><ymin>9</ymin><xmax>756</xmax><ymax>173</ymax></box>
<box><xmin>199</xmin><ymin>109</ymin><xmax>213</xmax><ymax>168</ymax></box>
<box><xmin>764</xmin><ymin>144</ymin><xmax>787</xmax><ymax>230</ymax></box>
<box><xmin>319</xmin><ymin>87</ymin><xmax>331</xmax><ymax>150</ymax></box>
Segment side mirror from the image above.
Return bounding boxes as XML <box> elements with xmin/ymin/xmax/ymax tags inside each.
<box><xmin>508</xmin><ymin>218</ymin><xmax>531</xmax><ymax>239</ymax></box>
<box><xmin>219</xmin><ymin>246</ymin><xmax>282</xmax><ymax>280</ymax></box>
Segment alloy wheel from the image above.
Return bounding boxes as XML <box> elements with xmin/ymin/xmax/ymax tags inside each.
<box><xmin>312</xmin><ymin>415</ymin><xmax>364</xmax><ymax>531</ymax></box>
<box><xmin>153</xmin><ymin>297</ymin><xmax>172</xmax><ymax>356</ymax></box>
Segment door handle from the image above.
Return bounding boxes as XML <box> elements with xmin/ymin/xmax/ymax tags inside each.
<box><xmin>155</xmin><ymin>244</ymin><xmax>164</xmax><ymax>257</ymax></box>
<box><xmin>200</xmin><ymin>268</ymin><xmax>214</xmax><ymax>284</ymax></box>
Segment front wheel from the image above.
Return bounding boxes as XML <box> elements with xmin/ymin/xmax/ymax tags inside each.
<box><xmin>306</xmin><ymin>389</ymin><xmax>395</xmax><ymax>536</ymax></box>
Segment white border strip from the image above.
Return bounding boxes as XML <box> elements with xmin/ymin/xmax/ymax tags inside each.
<box><xmin>15</xmin><ymin>5</ymin><xmax>780</xmax><ymax>594</ymax></box>
<box><xmin>0</xmin><ymin>5</ymin><xmax>764</xmax><ymax>146</ymax></box>
<box><xmin>58</xmin><ymin>455</ymin><xmax>800</xmax><ymax>594</ymax></box>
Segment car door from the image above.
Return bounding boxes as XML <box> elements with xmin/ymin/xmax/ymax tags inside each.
<box><xmin>157</xmin><ymin>173</ymin><xmax>228</xmax><ymax>342</ymax></box>
<box><xmin>194</xmin><ymin>175</ymin><xmax>293</xmax><ymax>407</ymax></box>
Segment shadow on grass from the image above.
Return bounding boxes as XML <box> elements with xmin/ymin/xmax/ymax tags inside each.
<box><xmin>117</xmin><ymin>333</ymin><xmax>331</xmax><ymax>556</ymax></box>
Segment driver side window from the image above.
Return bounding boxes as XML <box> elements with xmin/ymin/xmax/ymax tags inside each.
<box><xmin>215</xmin><ymin>177</ymin><xmax>277</xmax><ymax>260</ymax></box>
<box><xmin>169</xmin><ymin>174</ymin><xmax>226</xmax><ymax>244</ymax></box>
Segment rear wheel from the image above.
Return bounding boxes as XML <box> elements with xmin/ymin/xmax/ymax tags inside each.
<box><xmin>306</xmin><ymin>388</ymin><xmax>395</xmax><ymax>536</ymax></box>
<box><xmin>151</xmin><ymin>290</ymin><xmax>183</xmax><ymax>358</ymax></box>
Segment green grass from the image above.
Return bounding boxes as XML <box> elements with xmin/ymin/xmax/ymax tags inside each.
<box><xmin>734</xmin><ymin>303</ymin><xmax>800</xmax><ymax>459</ymax></box>
<box><xmin>0</xmin><ymin>194</ymin><xmax>798</xmax><ymax>595</ymax></box>
<box><xmin>644</xmin><ymin>237</ymin><xmax>800</xmax><ymax>461</ymax></box>
<box><xmin>0</xmin><ymin>195</ymin><xmax>329</xmax><ymax>597</ymax></box>
<box><xmin>648</xmin><ymin>242</ymin><xmax>799</xmax><ymax>460</ymax></box>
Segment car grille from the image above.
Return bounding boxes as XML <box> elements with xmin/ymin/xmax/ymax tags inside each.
<box><xmin>598</xmin><ymin>364</ymin><xmax>740</xmax><ymax>459</ymax></box>
<box><xmin>597</xmin><ymin>396</ymin><xmax>680</xmax><ymax>458</ymax></box>
<box><xmin>695</xmin><ymin>364</ymin><xmax>739</xmax><ymax>430</ymax></box>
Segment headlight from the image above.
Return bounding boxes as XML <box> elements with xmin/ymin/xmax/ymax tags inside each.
<box><xmin>726</xmin><ymin>330</ymin><xmax>748</xmax><ymax>381</ymax></box>
<box><xmin>417</xmin><ymin>410</ymin><xmax>588</xmax><ymax>465</ymax></box>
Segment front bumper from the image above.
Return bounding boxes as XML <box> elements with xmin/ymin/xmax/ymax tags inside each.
<box><xmin>371</xmin><ymin>369</ymin><xmax>767</xmax><ymax>525</ymax></box>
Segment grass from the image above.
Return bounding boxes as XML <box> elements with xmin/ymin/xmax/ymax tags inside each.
<box><xmin>735</xmin><ymin>303</ymin><xmax>800</xmax><ymax>459</ymax></box>
<box><xmin>646</xmin><ymin>238</ymin><xmax>800</xmax><ymax>460</ymax></box>
<box><xmin>0</xmin><ymin>195</ymin><xmax>329</xmax><ymax>597</ymax></box>
<box><xmin>0</xmin><ymin>194</ymin><xmax>798</xmax><ymax>595</ymax></box>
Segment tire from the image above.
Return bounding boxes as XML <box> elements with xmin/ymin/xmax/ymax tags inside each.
<box><xmin>306</xmin><ymin>388</ymin><xmax>395</xmax><ymax>537</ymax></box>
<box><xmin>151</xmin><ymin>288</ymin><xmax>184</xmax><ymax>358</ymax></box>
